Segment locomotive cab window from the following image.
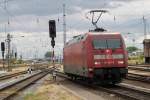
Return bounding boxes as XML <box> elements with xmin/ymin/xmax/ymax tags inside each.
<box><xmin>93</xmin><ymin>40</ymin><xmax>107</xmax><ymax>49</ymax></box>
<box><xmin>93</xmin><ymin>39</ymin><xmax>121</xmax><ymax>49</ymax></box>
<box><xmin>107</xmin><ymin>39</ymin><xmax>121</xmax><ymax>49</ymax></box>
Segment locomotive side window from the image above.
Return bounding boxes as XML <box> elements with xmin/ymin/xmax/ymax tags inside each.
<box><xmin>93</xmin><ymin>40</ymin><xmax>107</xmax><ymax>49</ymax></box>
<box><xmin>107</xmin><ymin>39</ymin><xmax>121</xmax><ymax>49</ymax></box>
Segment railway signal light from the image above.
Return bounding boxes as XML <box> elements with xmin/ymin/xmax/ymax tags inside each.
<box><xmin>49</xmin><ymin>20</ymin><xmax>56</xmax><ymax>48</ymax></box>
<box><xmin>48</xmin><ymin>20</ymin><xmax>56</xmax><ymax>69</ymax></box>
<box><xmin>1</xmin><ymin>42</ymin><xmax>5</xmax><ymax>52</ymax></box>
<box><xmin>49</xmin><ymin>20</ymin><xmax>56</xmax><ymax>38</ymax></box>
<box><xmin>15</xmin><ymin>52</ymin><xmax>17</xmax><ymax>59</ymax></box>
<box><xmin>1</xmin><ymin>42</ymin><xmax>5</xmax><ymax>70</ymax></box>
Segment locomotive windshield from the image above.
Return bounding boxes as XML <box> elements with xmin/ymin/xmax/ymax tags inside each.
<box><xmin>93</xmin><ymin>39</ymin><xmax>121</xmax><ymax>49</ymax></box>
<box><xmin>93</xmin><ymin>40</ymin><xmax>107</xmax><ymax>49</ymax></box>
<box><xmin>107</xmin><ymin>39</ymin><xmax>121</xmax><ymax>49</ymax></box>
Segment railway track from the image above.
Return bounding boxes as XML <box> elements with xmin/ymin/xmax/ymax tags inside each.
<box><xmin>127</xmin><ymin>73</ymin><xmax>150</xmax><ymax>83</ymax></box>
<box><xmin>56</xmin><ymin>71</ymin><xmax>150</xmax><ymax>100</ymax></box>
<box><xmin>0</xmin><ymin>71</ymin><xmax>27</xmax><ymax>81</ymax></box>
<box><xmin>128</xmin><ymin>66</ymin><xmax>150</xmax><ymax>72</ymax></box>
<box><xmin>100</xmin><ymin>85</ymin><xmax>150</xmax><ymax>100</ymax></box>
<box><xmin>0</xmin><ymin>70</ymin><xmax>49</xmax><ymax>100</ymax></box>
<box><xmin>129</xmin><ymin>64</ymin><xmax>150</xmax><ymax>67</ymax></box>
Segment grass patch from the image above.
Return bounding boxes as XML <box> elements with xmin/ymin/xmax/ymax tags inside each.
<box><xmin>128</xmin><ymin>55</ymin><xmax>144</xmax><ymax>65</ymax></box>
<box><xmin>24</xmin><ymin>84</ymin><xmax>82</xmax><ymax>100</ymax></box>
<box><xmin>24</xmin><ymin>93</ymin><xmax>49</xmax><ymax>100</ymax></box>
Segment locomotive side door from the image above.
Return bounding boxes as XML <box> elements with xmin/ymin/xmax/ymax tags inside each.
<box><xmin>82</xmin><ymin>41</ymin><xmax>87</xmax><ymax>76</ymax></box>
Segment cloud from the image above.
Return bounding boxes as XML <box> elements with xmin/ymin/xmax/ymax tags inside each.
<box><xmin>1</xmin><ymin>0</ymin><xmax>136</xmax><ymax>17</ymax></box>
<box><xmin>0</xmin><ymin>0</ymin><xmax>142</xmax><ymax>33</ymax></box>
<box><xmin>0</xmin><ymin>0</ymin><xmax>149</xmax><ymax>59</ymax></box>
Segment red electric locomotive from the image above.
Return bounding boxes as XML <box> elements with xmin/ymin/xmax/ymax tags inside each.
<box><xmin>63</xmin><ymin>32</ymin><xmax>128</xmax><ymax>84</ymax></box>
<box><xmin>63</xmin><ymin>10</ymin><xmax>128</xmax><ymax>84</ymax></box>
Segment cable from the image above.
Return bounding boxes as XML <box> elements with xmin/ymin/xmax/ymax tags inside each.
<box><xmin>0</xmin><ymin>0</ymin><xmax>33</xmax><ymax>5</ymax></box>
<box><xmin>0</xmin><ymin>0</ymin><xmax>14</xmax><ymax>5</ymax></box>
<box><xmin>0</xmin><ymin>7</ymin><xmax>28</xmax><ymax>33</ymax></box>
<box><xmin>0</xmin><ymin>0</ymin><xmax>39</xmax><ymax>33</ymax></box>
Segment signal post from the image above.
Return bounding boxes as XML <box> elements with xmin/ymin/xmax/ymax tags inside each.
<box><xmin>49</xmin><ymin>20</ymin><xmax>56</xmax><ymax>69</ymax></box>
<box><xmin>1</xmin><ymin>42</ymin><xmax>5</xmax><ymax>70</ymax></box>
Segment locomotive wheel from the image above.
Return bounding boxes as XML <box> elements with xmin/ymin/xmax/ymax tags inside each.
<box><xmin>70</xmin><ymin>76</ymin><xmax>74</xmax><ymax>80</ymax></box>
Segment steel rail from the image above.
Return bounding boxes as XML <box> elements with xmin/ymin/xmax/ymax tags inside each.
<box><xmin>128</xmin><ymin>66</ymin><xmax>150</xmax><ymax>72</ymax></box>
<box><xmin>0</xmin><ymin>71</ymin><xmax>27</xmax><ymax>81</ymax></box>
<box><xmin>0</xmin><ymin>70</ymin><xmax>49</xmax><ymax>100</ymax></box>
<box><xmin>56</xmin><ymin>71</ymin><xmax>150</xmax><ymax>100</ymax></box>
<box><xmin>127</xmin><ymin>73</ymin><xmax>150</xmax><ymax>83</ymax></box>
<box><xmin>129</xmin><ymin>64</ymin><xmax>150</xmax><ymax>67</ymax></box>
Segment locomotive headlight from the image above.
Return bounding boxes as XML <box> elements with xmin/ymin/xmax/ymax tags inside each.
<box><xmin>118</xmin><ymin>61</ymin><xmax>124</xmax><ymax>64</ymax></box>
<box><xmin>88</xmin><ymin>68</ymin><xmax>93</xmax><ymax>72</ymax></box>
<box><xmin>95</xmin><ymin>61</ymin><xmax>98</xmax><ymax>65</ymax></box>
<box><xmin>94</xmin><ymin>61</ymin><xmax>101</xmax><ymax>65</ymax></box>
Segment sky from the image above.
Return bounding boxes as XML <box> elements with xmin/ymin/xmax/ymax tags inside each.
<box><xmin>0</xmin><ymin>0</ymin><xmax>150</xmax><ymax>59</ymax></box>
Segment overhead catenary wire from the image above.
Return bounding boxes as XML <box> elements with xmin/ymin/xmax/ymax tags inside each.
<box><xmin>0</xmin><ymin>1</ymin><xmax>51</xmax><ymax>57</ymax></box>
<box><xmin>0</xmin><ymin>3</ymin><xmax>30</xmax><ymax>34</ymax></box>
<box><xmin>0</xmin><ymin>1</ymin><xmax>150</xmax><ymax>58</ymax></box>
<box><xmin>0</xmin><ymin>0</ymin><xmax>35</xmax><ymax>5</ymax></box>
<box><xmin>0</xmin><ymin>0</ymin><xmax>42</xmax><ymax>34</ymax></box>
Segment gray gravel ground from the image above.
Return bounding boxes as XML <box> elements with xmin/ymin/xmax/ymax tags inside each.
<box><xmin>11</xmin><ymin>74</ymin><xmax>125</xmax><ymax>100</ymax></box>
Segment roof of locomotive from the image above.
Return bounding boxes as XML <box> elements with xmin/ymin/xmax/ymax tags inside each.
<box><xmin>87</xmin><ymin>32</ymin><xmax>121</xmax><ymax>35</ymax></box>
<box><xmin>65</xmin><ymin>32</ymin><xmax>121</xmax><ymax>47</ymax></box>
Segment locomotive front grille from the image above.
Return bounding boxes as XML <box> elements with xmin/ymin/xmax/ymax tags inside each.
<box><xmin>93</xmin><ymin>68</ymin><xmax>127</xmax><ymax>76</ymax></box>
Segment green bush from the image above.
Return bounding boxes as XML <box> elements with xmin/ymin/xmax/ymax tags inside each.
<box><xmin>128</xmin><ymin>55</ymin><xmax>144</xmax><ymax>65</ymax></box>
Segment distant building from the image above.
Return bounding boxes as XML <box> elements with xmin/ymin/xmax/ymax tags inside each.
<box><xmin>143</xmin><ymin>39</ymin><xmax>150</xmax><ymax>63</ymax></box>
